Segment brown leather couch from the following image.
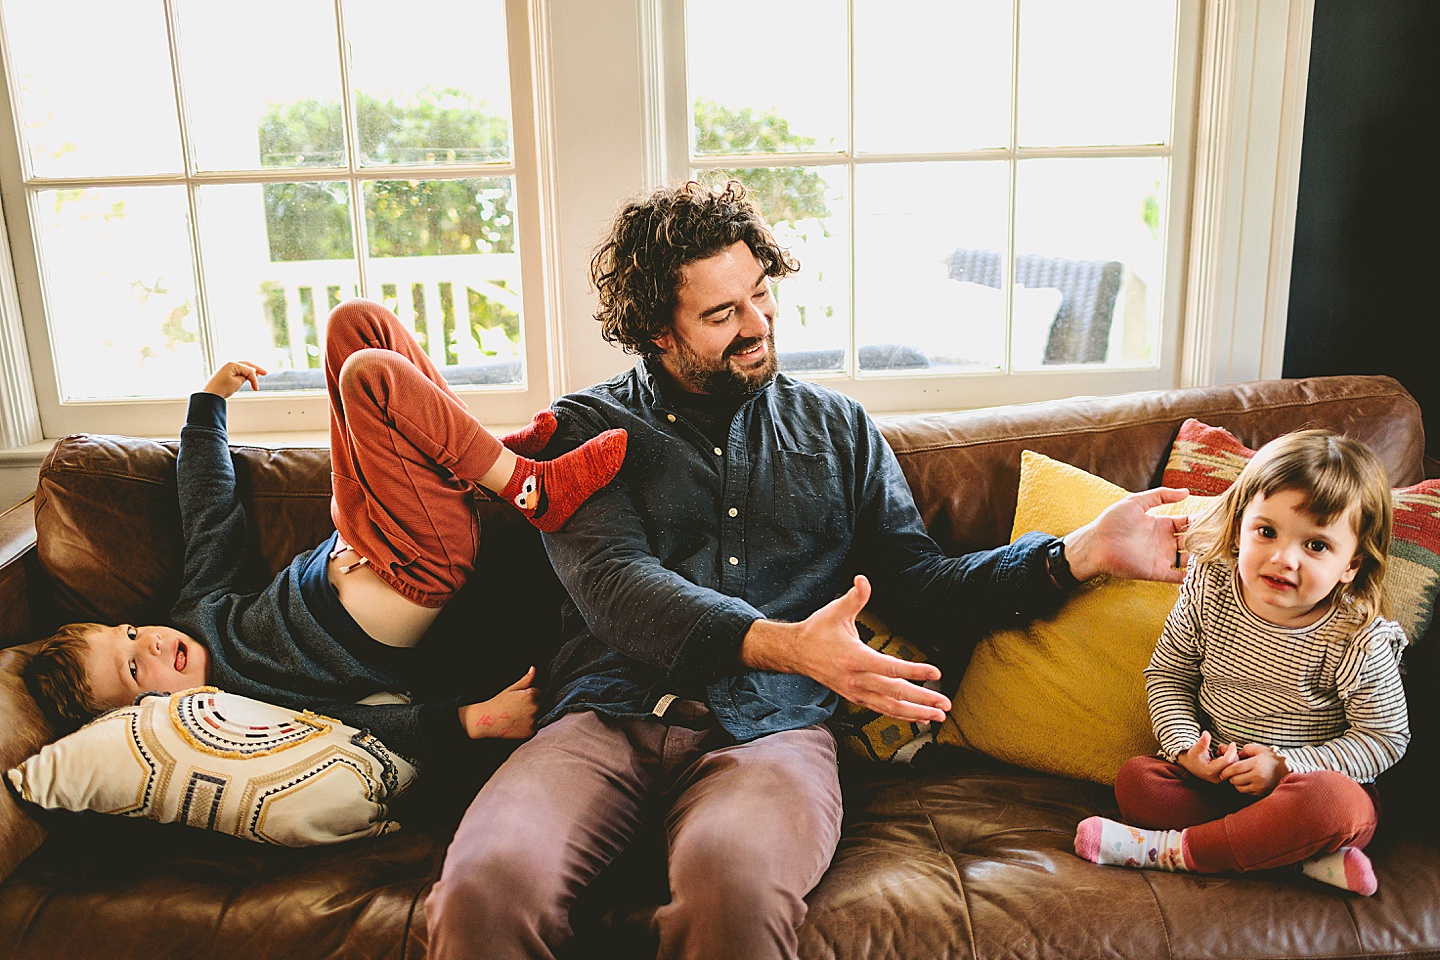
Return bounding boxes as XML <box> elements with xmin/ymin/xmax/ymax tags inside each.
<box><xmin>1</xmin><ymin>374</ymin><xmax>1436</xmax><ymax>959</ymax></box>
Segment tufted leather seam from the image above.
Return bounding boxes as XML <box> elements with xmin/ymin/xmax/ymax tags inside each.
<box><xmin>1138</xmin><ymin>870</ymin><xmax>1178</xmax><ymax>960</ymax></box>
<box><xmin>881</xmin><ymin>383</ymin><xmax>1419</xmax><ymax>457</ymax></box>
<box><xmin>399</xmin><ymin>878</ymin><xmax>427</xmax><ymax>960</ymax></box>
<box><xmin>904</xmin><ymin>777</ymin><xmax>978</xmax><ymax>958</ymax></box>
<box><xmin>37</xmin><ymin>466</ymin><xmax>172</xmax><ymax>486</ymax></box>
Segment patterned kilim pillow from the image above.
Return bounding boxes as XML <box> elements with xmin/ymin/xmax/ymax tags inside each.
<box><xmin>7</xmin><ymin>687</ymin><xmax>417</xmax><ymax>845</ymax></box>
<box><xmin>832</xmin><ymin>609</ymin><xmax>938</xmax><ymax>763</ymax></box>
<box><xmin>1160</xmin><ymin>418</ymin><xmax>1258</xmax><ymax>495</ymax></box>
<box><xmin>1162</xmin><ymin>418</ymin><xmax>1440</xmax><ymax>643</ymax></box>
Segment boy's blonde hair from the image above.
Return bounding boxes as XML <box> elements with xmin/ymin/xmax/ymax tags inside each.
<box><xmin>1184</xmin><ymin>429</ymin><xmax>1393</xmax><ymax>622</ymax></box>
<box><xmin>21</xmin><ymin>622</ymin><xmax>106</xmax><ymax>734</ymax></box>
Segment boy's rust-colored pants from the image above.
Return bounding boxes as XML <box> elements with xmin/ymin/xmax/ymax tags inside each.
<box><xmin>324</xmin><ymin>298</ymin><xmax>505</xmax><ymax>608</ymax></box>
<box><xmin>1115</xmin><ymin>754</ymin><xmax>1380</xmax><ymax>872</ymax></box>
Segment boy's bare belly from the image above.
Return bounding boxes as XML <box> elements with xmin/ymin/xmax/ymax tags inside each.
<box><xmin>328</xmin><ymin>547</ymin><xmax>441</xmax><ymax>648</ymax></box>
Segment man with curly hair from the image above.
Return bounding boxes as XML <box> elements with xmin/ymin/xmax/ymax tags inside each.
<box><xmin>427</xmin><ymin>180</ymin><xmax>1190</xmax><ymax>959</ymax></box>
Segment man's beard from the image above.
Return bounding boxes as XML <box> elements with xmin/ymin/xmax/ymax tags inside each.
<box><xmin>666</xmin><ymin>329</ymin><xmax>778</xmax><ymax>396</ymax></box>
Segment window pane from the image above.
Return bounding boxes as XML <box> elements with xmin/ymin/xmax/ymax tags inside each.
<box><xmin>854</xmin><ymin>162</ymin><xmax>1012</xmax><ymax>372</ymax></box>
<box><xmin>362</xmin><ymin>178</ymin><xmax>523</xmax><ymax>384</ymax></box>
<box><xmin>1018</xmin><ymin>0</ymin><xmax>1177</xmax><ymax>147</ymax></box>
<box><xmin>687</xmin><ymin>0</ymin><xmax>846</xmax><ymax>156</ymax></box>
<box><xmin>35</xmin><ymin>187</ymin><xmax>200</xmax><ymax>399</ymax></box>
<box><xmin>854</xmin><ymin>0</ymin><xmax>1012</xmax><ymax>154</ymax></box>
<box><xmin>197</xmin><ymin>182</ymin><xmax>359</xmax><ymax>383</ymax></box>
<box><xmin>346</xmin><ymin>0</ymin><xmax>513</xmax><ymax>166</ymax></box>
<box><xmin>699</xmin><ymin>168</ymin><xmax>849</xmax><ymax>374</ymax></box>
<box><xmin>1</xmin><ymin>0</ymin><xmax>182</xmax><ymax>177</ymax></box>
<box><xmin>176</xmin><ymin>0</ymin><xmax>346</xmax><ymax>171</ymax></box>
<box><xmin>1013</xmin><ymin>157</ymin><xmax>1167</xmax><ymax>367</ymax></box>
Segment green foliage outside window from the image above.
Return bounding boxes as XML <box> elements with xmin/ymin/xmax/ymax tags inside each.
<box><xmin>256</xmin><ymin>89</ymin><xmax>520</xmax><ymax>366</ymax></box>
<box><xmin>252</xmin><ymin>92</ymin><xmax>834</xmax><ymax>366</ymax></box>
<box><xmin>256</xmin><ymin>89</ymin><xmax>515</xmax><ymax>261</ymax></box>
<box><xmin>691</xmin><ymin>98</ymin><xmax>830</xmax><ymax>226</ymax></box>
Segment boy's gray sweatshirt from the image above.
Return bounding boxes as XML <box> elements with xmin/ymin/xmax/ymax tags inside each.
<box><xmin>167</xmin><ymin>392</ymin><xmax>448</xmax><ymax>762</ymax></box>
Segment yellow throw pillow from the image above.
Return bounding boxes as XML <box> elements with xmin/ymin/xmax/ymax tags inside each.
<box><xmin>936</xmin><ymin>451</ymin><xmax>1209</xmax><ymax>785</ymax></box>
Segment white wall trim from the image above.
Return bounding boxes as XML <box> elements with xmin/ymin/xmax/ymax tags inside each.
<box><xmin>1181</xmin><ymin>0</ymin><xmax>1311</xmax><ymax>388</ymax></box>
<box><xmin>636</xmin><ymin>0</ymin><xmax>667</xmax><ymax>187</ymax></box>
<box><xmin>1261</xmin><ymin>0</ymin><xmax>1314</xmax><ymax>377</ymax></box>
<box><xmin>0</xmin><ymin>195</ymin><xmax>40</xmax><ymax>449</ymax></box>
<box><xmin>521</xmin><ymin>0</ymin><xmax>569</xmax><ymax>398</ymax></box>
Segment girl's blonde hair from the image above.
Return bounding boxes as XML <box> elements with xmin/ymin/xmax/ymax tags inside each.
<box><xmin>1184</xmin><ymin>429</ymin><xmax>1393</xmax><ymax>621</ymax></box>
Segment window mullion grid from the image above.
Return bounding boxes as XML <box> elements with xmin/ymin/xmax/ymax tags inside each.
<box><xmin>334</xmin><ymin>0</ymin><xmax>370</xmax><ymax>304</ymax></box>
<box><xmin>162</xmin><ymin>0</ymin><xmax>218</xmax><ymax>376</ymax></box>
<box><xmin>844</xmin><ymin>0</ymin><xmax>856</xmax><ymax>378</ymax></box>
<box><xmin>1004</xmin><ymin>0</ymin><xmax>1023</xmax><ymax>374</ymax></box>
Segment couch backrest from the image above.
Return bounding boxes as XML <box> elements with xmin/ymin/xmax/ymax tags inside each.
<box><xmin>30</xmin><ymin>437</ymin><xmax>549</xmax><ymax>638</ymax></box>
<box><xmin>28</xmin><ymin>374</ymin><xmax>1424</xmax><ymax>631</ymax></box>
<box><xmin>877</xmin><ymin>374</ymin><xmax>1426</xmax><ymax>555</ymax></box>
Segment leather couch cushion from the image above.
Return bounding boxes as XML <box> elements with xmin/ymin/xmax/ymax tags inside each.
<box><xmin>797</xmin><ymin>754</ymin><xmax>1440</xmax><ymax>960</ymax></box>
<box><xmin>0</xmin><ymin>646</ymin><xmax>51</xmax><ymax>882</ymax></box>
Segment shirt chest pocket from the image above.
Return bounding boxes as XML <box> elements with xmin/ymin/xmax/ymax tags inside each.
<box><xmin>769</xmin><ymin>449</ymin><xmax>847</xmax><ymax>536</ymax></box>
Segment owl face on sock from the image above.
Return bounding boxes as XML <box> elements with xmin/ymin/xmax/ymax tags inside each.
<box><xmin>513</xmin><ymin>473</ymin><xmax>548</xmax><ymax>519</ymax></box>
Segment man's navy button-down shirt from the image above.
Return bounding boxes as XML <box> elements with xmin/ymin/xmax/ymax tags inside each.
<box><xmin>539</xmin><ymin>359</ymin><xmax>1063</xmax><ymax>742</ymax></box>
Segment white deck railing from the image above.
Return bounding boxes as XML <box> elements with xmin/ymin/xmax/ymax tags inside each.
<box><xmin>263</xmin><ymin>253</ymin><xmax>522</xmax><ymax>371</ymax></box>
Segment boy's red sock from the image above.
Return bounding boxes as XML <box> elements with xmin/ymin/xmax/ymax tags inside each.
<box><xmin>500</xmin><ymin>429</ymin><xmax>627</xmax><ymax>532</ymax></box>
<box><xmin>499</xmin><ymin>409</ymin><xmax>558</xmax><ymax>457</ymax></box>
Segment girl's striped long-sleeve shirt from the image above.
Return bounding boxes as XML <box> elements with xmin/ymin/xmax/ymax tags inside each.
<box><xmin>1145</xmin><ymin>558</ymin><xmax>1410</xmax><ymax>782</ymax></box>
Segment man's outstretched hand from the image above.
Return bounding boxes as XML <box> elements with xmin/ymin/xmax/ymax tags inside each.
<box><xmin>740</xmin><ymin>575</ymin><xmax>949</xmax><ymax>723</ymax></box>
<box><xmin>1063</xmin><ymin>486</ymin><xmax>1192</xmax><ymax>584</ymax></box>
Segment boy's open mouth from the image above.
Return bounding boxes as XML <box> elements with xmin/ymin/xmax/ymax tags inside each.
<box><xmin>175</xmin><ymin>641</ymin><xmax>187</xmax><ymax>672</ymax></box>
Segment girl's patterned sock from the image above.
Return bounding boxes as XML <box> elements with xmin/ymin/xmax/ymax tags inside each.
<box><xmin>1075</xmin><ymin>816</ymin><xmax>1191</xmax><ymax>871</ymax></box>
<box><xmin>1299</xmin><ymin>846</ymin><xmax>1377</xmax><ymax>895</ymax></box>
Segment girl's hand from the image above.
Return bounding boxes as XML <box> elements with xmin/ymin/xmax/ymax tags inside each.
<box><xmin>1221</xmin><ymin>743</ymin><xmax>1289</xmax><ymax>796</ymax></box>
<box><xmin>1176</xmin><ymin>730</ymin><xmax>1240</xmax><ymax>782</ymax></box>
<box><xmin>203</xmin><ymin>361</ymin><xmax>268</xmax><ymax>398</ymax></box>
<box><xmin>458</xmin><ymin>666</ymin><xmax>540</xmax><ymax>740</ymax></box>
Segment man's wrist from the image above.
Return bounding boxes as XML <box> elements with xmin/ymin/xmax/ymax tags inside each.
<box><xmin>739</xmin><ymin>618</ymin><xmax>790</xmax><ymax>672</ymax></box>
<box><xmin>1059</xmin><ymin>527</ymin><xmax>1105</xmax><ymax>582</ymax></box>
<box><xmin>1045</xmin><ymin>538</ymin><xmax>1082</xmax><ymax>590</ymax></box>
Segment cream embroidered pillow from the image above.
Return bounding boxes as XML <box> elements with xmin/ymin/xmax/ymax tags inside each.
<box><xmin>6</xmin><ymin>687</ymin><xmax>417</xmax><ymax>846</ymax></box>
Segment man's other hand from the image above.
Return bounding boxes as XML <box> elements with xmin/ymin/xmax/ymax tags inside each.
<box><xmin>740</xmin><ymin>575</ymin><xmax>950</xmax><ymax>723</ymax></box>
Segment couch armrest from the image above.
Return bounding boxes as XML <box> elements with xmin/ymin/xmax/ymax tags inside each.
<box><xmin>1</xmin><ymin>497</ymin><xmax>41</xmax><ymax>648</ymax></box>
<box><xmin>0</xmin><ymin>498</ymin><xmax>53</xmax><ymax>883</ymax></box>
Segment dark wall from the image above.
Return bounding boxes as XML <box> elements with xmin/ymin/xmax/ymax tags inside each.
<box><xmin>1284</xmin><ymin>0</ymin><xmax>1440</xmax><ymax>459</ymax></box>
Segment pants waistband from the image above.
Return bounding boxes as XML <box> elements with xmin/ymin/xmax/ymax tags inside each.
<box><xmin>652</xmin><ymin>694</ymin><xmax>714</xmax><ymax>730</ymax></box>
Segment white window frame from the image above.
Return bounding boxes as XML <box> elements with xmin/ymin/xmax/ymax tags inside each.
<box><xmin>1</xmin><ymin>0</ymin><xmax>1313</xmax><ymax>455</ymax></box>
<box><xmin>0</xmin><ymin>0</ymin><xmax>561</xmax><ymax>441</ymax></box>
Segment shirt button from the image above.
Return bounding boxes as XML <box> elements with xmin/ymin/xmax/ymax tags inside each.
<box><xmin>666</xmin><ymin>414</ymin><xmax>676</xmax><ymax>422</ymax></box>
<box><xmin>728</xmin><ymin>507</ymin><xmax>738</xmax><ymax>517</ymax></box>
<box><xmin>713</xmin><ymin>446</ymin><xmax>723</xmax><ymax>456</ymax></box>
<box><xmin>728</xmin><ymin>556</ymin><xmax>739</xmax><ymax>565</ymax></box>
